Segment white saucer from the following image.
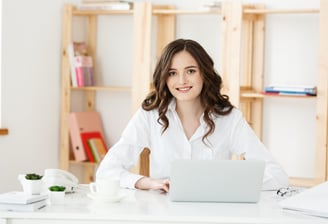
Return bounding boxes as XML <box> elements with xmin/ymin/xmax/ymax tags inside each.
<box><xmin>87</xmin><ymin>191</ymin><xmax>126</xmax><ymax>203</ymax></box>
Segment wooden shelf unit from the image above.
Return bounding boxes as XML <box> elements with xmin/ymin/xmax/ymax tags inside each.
<box><xmin>60</xmin><ymin>4</ymin><xmax>143</xmax><ymax>183</ymax></box>
<box><xmin>226</xmin><ymin>1</ymin><xmax>327</xmax><ymax>187</ymax></box>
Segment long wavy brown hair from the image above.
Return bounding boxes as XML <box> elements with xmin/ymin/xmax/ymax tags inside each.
<box><xmin>142</xmin><ymin>39</ymin><xmax>234</xmax><ymax>142</ymax></box>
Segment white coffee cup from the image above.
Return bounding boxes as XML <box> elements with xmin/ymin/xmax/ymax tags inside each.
<box><xmin>89</xmin><ymin>178</ymin><xmax>120</xmax><ymax>196</ymax></box>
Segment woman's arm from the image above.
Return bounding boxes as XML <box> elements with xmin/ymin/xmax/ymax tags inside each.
<box><xmin>230</xmin><ymin>110</ymin><xmax>289</xmax><ymax>190</ymax></box>
<box><xmin>96</xmin><ymin>109</ymin><xmax>151</xmax><ymax>189</ymax></box>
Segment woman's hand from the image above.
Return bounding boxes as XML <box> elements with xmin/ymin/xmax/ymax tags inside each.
<box><xmin>135</xmin><ymin>177</ymin><xmax>170</xmax><ymax>193</ymax></box>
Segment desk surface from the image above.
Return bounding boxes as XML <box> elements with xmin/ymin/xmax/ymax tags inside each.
<box><xmin>0</xmin><ymin>187</ymin><xmax>327</xmax><ymax>224</ymax></box>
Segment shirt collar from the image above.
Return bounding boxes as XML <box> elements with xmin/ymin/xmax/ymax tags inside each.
<box><xmin>168</xmin><ymin>98</ymin><xmax>176</xmax><ymax>113</ymax></box>
<box><xmin>167</xmin><ymin>98</ymin><xmax>208</xmax><ymax>128</ymax></box>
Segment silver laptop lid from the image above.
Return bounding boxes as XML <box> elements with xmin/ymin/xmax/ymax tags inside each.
<box><xmin>169</xmin><ymin>159</ymin><xmax>265</xmax><ymax>203</ymax></box>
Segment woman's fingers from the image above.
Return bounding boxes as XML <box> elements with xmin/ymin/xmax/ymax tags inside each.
<box><xmin>135</xmin><ymin>177</ymin><xmax>170</xmax><ymax>192</ymax></box>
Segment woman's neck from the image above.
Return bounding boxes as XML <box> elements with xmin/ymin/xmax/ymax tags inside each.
<box><xmin>175</xmin><ymin>99</ymin><xmax>204</xmax><ymax>139</ymax></box>
<box><xmin>175</xmin><ymin>99</ymin><xmax>204</xmax><ymax>122</ymax></box>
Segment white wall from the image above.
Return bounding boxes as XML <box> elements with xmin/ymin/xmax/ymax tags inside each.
<box><xmin>0</xmin><ymin>0</ymin><xmax>320</xmax><ymax>192</ymax></box>
<box><xmin>0</xmin><ymin>0</ymin><xmax>2</xmax><ymax>128</ymax></box>
<box><xmin>0</xmin><ymin>0</ymin><xmax>79</xmax><ymax>192</ymax></box>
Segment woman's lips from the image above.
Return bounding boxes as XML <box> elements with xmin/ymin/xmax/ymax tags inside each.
<box><xmin>176</xmin><ymin>86</ymin><xmax>192</xmax><ymax>92</ymax></box>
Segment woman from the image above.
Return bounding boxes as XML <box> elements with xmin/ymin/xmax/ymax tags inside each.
<box><xmin>96</xmin><ymin>39</ymin><xmax>288</xmax><ymax>192</ymax></box>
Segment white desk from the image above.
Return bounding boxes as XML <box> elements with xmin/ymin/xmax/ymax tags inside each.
<box><xmin>0</xmin><ymin>188</ymin><xmax>327</xmax><ymax>224</ymax></box>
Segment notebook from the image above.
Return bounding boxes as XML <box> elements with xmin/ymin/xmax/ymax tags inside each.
<box><xmin>279</xmin><ymin>181</ymin><xmax>328</xmax><ymax>218</ymax></box>
<box><xmin>169</xmin><ymin>159</ymin><xmax>265</xmax><ymax>203</ymax></box>
<box><xmin>0</xmin><ymin>191</ymin><xmax>48</xmax><ymax>204</ymax></box>
<box><xmin>0</xmin><ymin>199</ymin><xmax>47</xmax><ymax>212</ymax></box>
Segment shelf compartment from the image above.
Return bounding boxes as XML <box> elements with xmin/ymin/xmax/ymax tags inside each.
<box><xmin>72</xmin><ymin>9</ymin><xmax>133</xmax><ymax>16</ymax></box>
<box><xmin>69</xmin><ymin>160</ymin><xmax>98</xmax><ymax>166</ymax></box>
<box><xmin>243</xmin><ymin>8</ymin><xmax>319</xmax><ymax>14</ymax></box>
<box><xmin>71</xmin><ymin>86</ymin><xmax>131</xmax><ymax>92</ymax></box>
<box><xmin>153</xmin><ymin>9</ymin><xmax>221</xmax><ymax>15</ymax></box>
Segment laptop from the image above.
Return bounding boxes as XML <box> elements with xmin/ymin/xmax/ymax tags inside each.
<box><xmin>169</xmin><ymin>159</ymin><xmax>265</xmax><ymax>203</ymax></box>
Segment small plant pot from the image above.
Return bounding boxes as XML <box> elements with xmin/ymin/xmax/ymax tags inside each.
<box><xmin>21</xmin><ymin>179</ymin><xmax>43</xmax><ymax>195</ymax></box>
<box><xmin>48</xmin><ymin>191</ymin><xmax>65</xmax><ymax>205</ymax></box>
<box><xmin>18</xmin><ymin>174</ymin><xmax>43</xmax><ymax>195</ymax></box>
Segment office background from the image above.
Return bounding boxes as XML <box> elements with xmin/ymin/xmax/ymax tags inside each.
<box><xmin>0</xmin><ymin>0</ymin><xmax>320</xmax><ymax>192</ymax></box>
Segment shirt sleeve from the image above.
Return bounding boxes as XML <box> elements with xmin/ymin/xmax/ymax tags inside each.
<box><xmin>96</xmin><ymin>108</ymin><xmax>151</xmax><ymax>189</ymax></box>
<box><xmin>230</xmin><ymin>110</ymin><xmax>289</xmax><ymax>190</ymax></box>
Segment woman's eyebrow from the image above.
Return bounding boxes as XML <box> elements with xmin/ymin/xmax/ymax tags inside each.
<box><xmin>169</xmin><ymin>65</ymin><xmax>198</xmax><ymax>70</ymax></box>
<box><xmin>185</xmin><ymin>65</ymin><xmax>198</xmax><ymax>69</ymax></box>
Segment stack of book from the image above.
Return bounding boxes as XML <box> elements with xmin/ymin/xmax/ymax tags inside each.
<box><xmin>77</xmin><ymin>0</ymin><xmax>133</xmax><ymax>10</ymax></box>
<box><xmin>0</xmin><ymin>191</ymin><xmax>48</xmax><ymax>212</ymax></box>
<box><xmin>263</xmin><ymin>84</ymin><xmax>317</xmax><ymax>96</ymax></box>
<box><xmin>67</xmin><ymin>42</ymin><xmax>95</xmax><ymax>87</ymax></box>
<box><xmin>202</xmin><ymin>1</ymin><xmax>221</xmax><ymax>11</ymax></box>
<box><xmin>67</xmin><ymin>111</ymin><xmax>108</xmax><ymax>162</ymax></box>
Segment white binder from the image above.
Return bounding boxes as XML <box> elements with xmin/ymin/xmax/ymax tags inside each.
<box><xmin>279</xmin><ymin>181</ymin><xmax>328</xmax><ymax>218</ymax></box>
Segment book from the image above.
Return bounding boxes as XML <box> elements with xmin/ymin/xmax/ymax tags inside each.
<box><xmin>67</xmin><ymin>43</ymin><xmax>78</xmax><ymax>87</ymax></box>
<box><xmin>67</xmin><ymin>111</ymin><xmax>107</xmax><ymax>162</ymax></box>
<box><xmin>88</xmin><ymin>138</ymin><xmax>108</xmax><ymax>162</ymax></box>
<box><xmin>81</xmin><ymin>131</ymin><xmax>108</xmax><ymax>162</ymax></box>
<box><xmin>264</xmin><ymin>85</ymin><xmax>317</xmax><ymax>96</ymax></box>
<box><xmin>0</xmin><ymin>199</ymin><xmax>47</xmax><ymax>212</ymax></box>
<box><xmin>0</xmin><ymin>191</ymin><xmax>48</xmax><ymax>205</ymax></box>
<box><xmin>77</xmin><ymin>1</ymin><xmax>133</xmax><ymax>10</ymax></box>
<box><xmin>87</xmin><ymin>138</ymin><xmax>101</xmax><ymax>162</ymax></box>
<box><xmin>90</xmin><ymin>138</ymin><xmax>108</xmax><ymax>159</ymax></box>
<box><xmin>74</xmin><ymin>55</ymin><xmax>95</xmax><ymax>87</ymax></box>
<box><xmin>279</xmin><ymin>181</ymin><xmax>328</xmax><ymax>218</ymax></box>
<box><xmin>67</xmin><ymin>42</ymin><xmax>93</xmax><ymax>87</ymax></box>
<box><xmin>262</xmin><ymin>91</ymin><xmax>310</xmax><ymax>97</ymax></box>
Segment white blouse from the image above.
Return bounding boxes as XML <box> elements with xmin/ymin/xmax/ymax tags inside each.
<box><xmin>96</xmin><ymin>100</ymin><xmax>289</xmax><ymax>190</ymax></box>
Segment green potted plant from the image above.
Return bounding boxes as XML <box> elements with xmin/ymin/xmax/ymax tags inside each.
<box><xmin>25</xmin><ymin>173</ymin><xmax>43</xmax><ymax>180</ymax></box>
<box><xmin>18</xmin><ymin>173</ymin><xmax>43</xmax><ymax>195</ymax></box>
<box><xmin>48</xmin><ymin>185</ymin><xmax>66</xmax><ymax>205</ymax></box>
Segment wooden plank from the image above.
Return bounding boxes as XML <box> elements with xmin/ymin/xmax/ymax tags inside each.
<box><xmin>156</xmin><ymin>5</ymin><xmax>176</xmax><ymax>59</ymax></box>
<box><xmin>316</xmin><ymin>0</ymin><xmax>328</xmax><ymax>182</ymax></box>
<box><xmin>85</xmin><ymin>15</ymin><xmax>97</xmax><ymax>111</ymax></box>
<box><xmin>249</xmin><ymin>4</ymin><xmax>265</xmax><ymax>139</ymax></box>
<box><xmin>132</xmin><ymin>2</ymin><xmax>153</xmax><ymax>175</ymax></box>
<box><xmin>139</xmin><ymin>148</ymin><xmax>150</xmax><ymax>177</ymax></box>
<box><xmin>132</xmin><ymin>2</ymin><xmax>152</xmax><ymax>113</ymax></box>
<box><xmin>241</xmin><ymin>5</ymin><xmax>254</xmax><ymax>87</ymax></box>
<box><xmin>220</xmin><ymin>0</ymin><xmax>243</xmax><ymax>107</ymax></box>
<box><xmin>83</xmin><ymin>165</ymin><xmax>95</xmax><ymax>184</ymax></box>
<box><xmin>239</xmin><ymin>4</ymin><xmax>254</xmax><ymax>131</ymax></box>
<box><xmin>60</xmin><ymin>4</ymin><xmax>73</xmax><ymax>171</ymax></box>
<box><xmin>0</xmin><ymin>128</ymin><xmax>9</xmax><ymax>135</ymax></box>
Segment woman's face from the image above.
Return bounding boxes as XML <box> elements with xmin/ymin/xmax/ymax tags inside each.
<box><xmin>166</xmin><ymin>51</ymin><xmax>204</xmax><ymax>103</ymax></box>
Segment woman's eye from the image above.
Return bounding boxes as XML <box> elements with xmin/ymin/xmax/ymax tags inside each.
<box><xmin>187</xmin><ymin>69</ymin><xmax>196</xmax><ymax>74</ymax></box>
<box><xmin>168</xmin><ymin>71</ymin><xmax>176</xmax><ymax>76</ymax></box>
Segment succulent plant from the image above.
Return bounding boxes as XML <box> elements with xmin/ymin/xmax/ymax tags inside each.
<box><xmin>48</xmin><ymin>185</ymin><xmax>66</xmax><ymax>192</ymax></box>
<box><xmin>25</xmin><ymin>173</ymin><xmax>43</xmax><ymax>180</ymax></box>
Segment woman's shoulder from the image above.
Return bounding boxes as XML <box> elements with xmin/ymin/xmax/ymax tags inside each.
<box><xmin>134</xmin><ymin>107</ymin><xmax>159</xmax><ymax>119</ymax></box>
<box><xmin>230</xmin><ymin>107</ymin><xmax>243</xmax><ymax>117</ymax></box>
<box><xmin>214</xmin><ymin>107</ymin><xmax>243</xmax><ymax>120</ymax></box>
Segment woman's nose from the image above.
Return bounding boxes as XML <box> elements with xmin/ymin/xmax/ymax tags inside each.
<box><xmin>178</xmin><ymin>73</ymin><xmax>187</xmax><ymax>84</ymax></box>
